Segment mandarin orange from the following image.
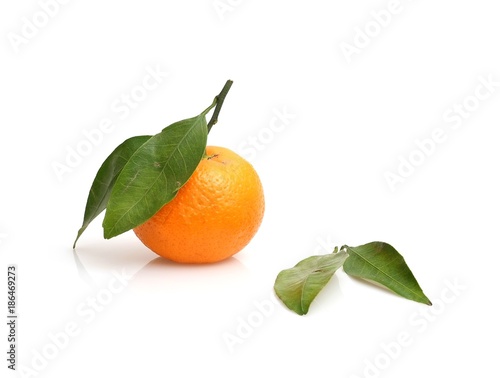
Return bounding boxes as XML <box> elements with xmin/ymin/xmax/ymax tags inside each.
<box><xmin>133</xmin><ymin>146</ymin><xmax>265</xmax><ymax>263</ymax></box>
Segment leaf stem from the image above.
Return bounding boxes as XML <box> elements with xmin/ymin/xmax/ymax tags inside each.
<box><xmin>339</xmin><ymin>245</ymin><xmax>349</xmax><ymax>254</ymax></box>
<box><xmin>205</xmin><ymin>80</ymin><xmax>233</xmax><ymax>134</ymax></box>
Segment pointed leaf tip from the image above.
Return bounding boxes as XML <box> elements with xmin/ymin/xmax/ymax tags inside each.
<box><xmin>73</xmin><ymin>135</ymin><xmax>152</xmax><ymax>248</ymax></box>
<box><xmin>343</xmin><ymin>242</ymin><xmax>431</xmax><ymax>305</ymax></box>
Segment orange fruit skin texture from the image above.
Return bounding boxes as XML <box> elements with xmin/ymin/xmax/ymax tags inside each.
<box><xmin>133</xmin><ymin>146</ymin><xmax>265</xmax><ymax>263</ymax></box>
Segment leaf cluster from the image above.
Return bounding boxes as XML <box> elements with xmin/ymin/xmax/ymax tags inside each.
<box><xmin>274</xmin><ymin>242</ymin><xmax>432</xmax><ymax>315</ymax></box>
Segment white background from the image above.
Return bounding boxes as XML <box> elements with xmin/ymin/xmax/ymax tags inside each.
<box><xmin>1</xmin><ymin>1</ymin><xmax>499</xmax><ymax>377</ymax></box>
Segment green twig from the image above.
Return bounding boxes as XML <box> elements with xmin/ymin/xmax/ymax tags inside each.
<box><xmin>206</xmin><ymin>80</ymin><xmax>233</xmax><ymax>134</ymax></box>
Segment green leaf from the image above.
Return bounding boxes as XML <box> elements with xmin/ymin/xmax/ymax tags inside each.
<box><xmin>274</xmin><ymin>251</ymin><xmax>349</xmax><ymax>315</ymax></box>
<box><xmin>73</xmin><ymin>135</ymin><xmax>151</xmax><ymax>248</ymax></box>
<box><xmin>343</xmin><ymin>242</ymin><xmax>432</xmax><ymax>305</ymax></box>
<box><xmin>102</xmin><ymin>114</ymin><xmax>208</xmax><ymax>239</ymax></box>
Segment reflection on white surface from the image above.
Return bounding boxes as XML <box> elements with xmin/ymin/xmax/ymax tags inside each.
<box><xmin>72</xmin><ymin>234</ymin><xmax>251</xmax><ymax>292</ymax></box>
<box><xmin>130</xmin><ymin>256</ymin><xmax>250</xmax><ymax>291</ymax></box>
